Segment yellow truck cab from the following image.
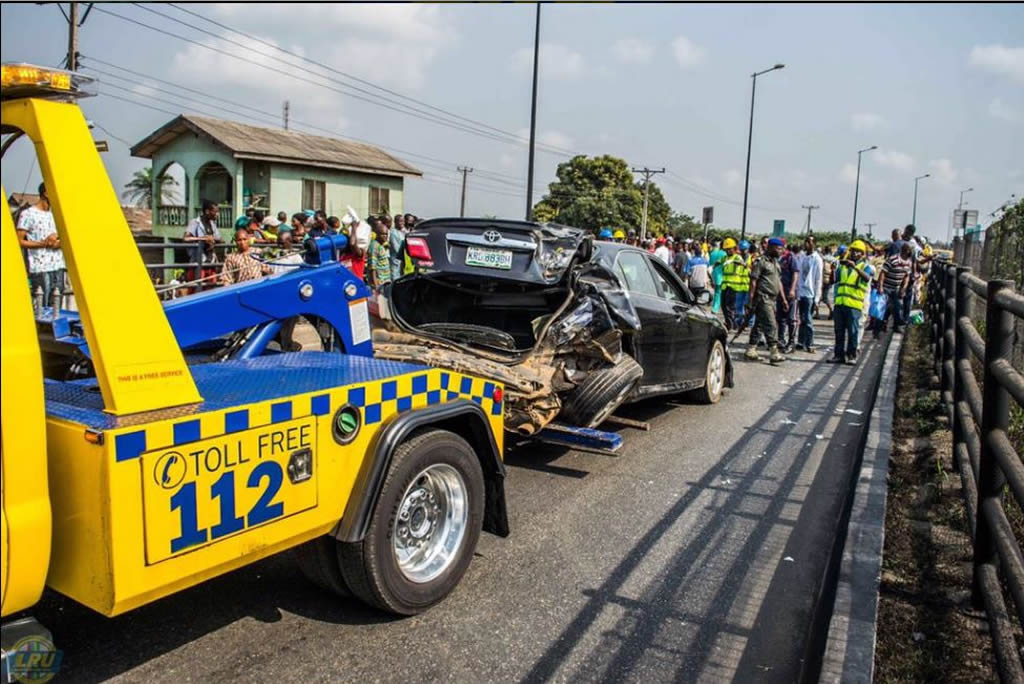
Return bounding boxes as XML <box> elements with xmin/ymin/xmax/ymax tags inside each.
<box><xmin>0</xmin><ymin>64</ymin><xmax>507</xmax><ymax>669</ymax></box>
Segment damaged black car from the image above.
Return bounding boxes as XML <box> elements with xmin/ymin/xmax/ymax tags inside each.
<box><xmin>373</xmin><ymin>218</ymin><xmax>733</xmax><ymax>435</ymax></box>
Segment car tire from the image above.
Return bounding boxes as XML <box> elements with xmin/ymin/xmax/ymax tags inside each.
<box><xmin>293</xmin><ymin>536</ymin><xmax>352</xmax><ymax>597</ymax></box>
<box><xmin>560</xmin><ymin>355</ymin><xmax>644</xmax><ymax>428</ymax></box>
<box><xmin>694</xmin><ymin>339</ymin><xmax>726</xmax><ymax>405</ymax></box>
<box><xmin>339</xmin><ymin>429</ymin><xmax>484</xmax><ymax>615</ymax></box>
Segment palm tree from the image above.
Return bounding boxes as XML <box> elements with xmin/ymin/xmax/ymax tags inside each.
<box><xmin>122</xmin><ymin>167</ymin><xmax>180</xmax><ymax>207</ymax></box>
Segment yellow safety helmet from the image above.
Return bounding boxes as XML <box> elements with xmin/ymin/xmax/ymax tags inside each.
<box><xmin>722</xmin><ymin>237</ymin><xmax>738</xmax><ymax>249</ymax></box>
<box><xmin>849</xmin><ymin>239</ymin><xmax>868</xmax><ymax>253</ymax></box>
<box><xmin>613</xmin><ymin>229</ymin><xmax>626</xmax><ymax>239</ymax></box>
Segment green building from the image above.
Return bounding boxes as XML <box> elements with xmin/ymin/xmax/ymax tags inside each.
<box><xmin>131</xmin><ymin>114</ymin><xmax>422</xmax><ymax>238</ymax></box>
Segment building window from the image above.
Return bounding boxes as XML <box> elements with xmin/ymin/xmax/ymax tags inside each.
<box><xmin>369</xmin><ymin>186</ymin><xmax>390</xmax><ymax>215</ymax></box>
<box><xmin>302</xmin><ymin>179</ymin><xmax>326</xmax><ymax>212</ymax></box>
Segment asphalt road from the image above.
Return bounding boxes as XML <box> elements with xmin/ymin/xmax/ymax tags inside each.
<box><xmin>34</xmin><ymin>319</ymin><xmax>888</xmax><ymax>683</ymax></box>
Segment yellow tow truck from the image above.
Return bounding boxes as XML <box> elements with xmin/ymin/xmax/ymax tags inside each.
<box><xmin>0</xmin><ymin>64</ymin><xmax>507</xmax><ymax>678</ymax></box>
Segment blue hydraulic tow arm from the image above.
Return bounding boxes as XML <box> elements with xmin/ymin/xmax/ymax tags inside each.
<box><xmin>38</xmin><ymin>235</ymin><xmax>374</xmax><ymax>361</ymax></box>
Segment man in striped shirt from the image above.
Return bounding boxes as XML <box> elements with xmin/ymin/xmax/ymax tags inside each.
<box><xmin>877</xmin><ymin>241</ymin><xmax>913</xmax><ymax>333</ymax></box>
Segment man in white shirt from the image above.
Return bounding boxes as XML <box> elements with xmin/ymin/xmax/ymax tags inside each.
<box><xmin>654</xmin><ymin>237</ymin><xmax>672</xmax><ymax>265</ymax></box>
<box><xmin>16</xmin><ymin>182</ymin><xmax>66</xmax><ymax>307</ymax></box>
<box><xmin>796</xmin><ymin>236</ymin><xmax>823</xmax><ymax>352</ymax></box>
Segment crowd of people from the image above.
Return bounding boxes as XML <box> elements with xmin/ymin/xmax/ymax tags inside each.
<box><xmin>596</xmin><ymin>223</ymin><xmax>933</xmax><ymax>366</ymax></box>
<box><xmin>176</xmin><ymin>199</ymin><xmax>423</xmax><ymax>294</ymax></box>
<box><xmin>14</xmin><ymin>184</ymin><xmax>933</xmax><ymax>370</ymax></box>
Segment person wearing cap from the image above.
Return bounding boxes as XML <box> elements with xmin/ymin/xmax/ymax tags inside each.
<box><xmin>828</xmin><ymin>239</ymin><xmax>875</xmax><ymax>365</ymax></box>
<box><xmin>719</xmin><ymin>237</ymin><xmax>749</xmax><ymax>330</ymax></box>
<box><xmin>745</xmin><ymin>237</ymin><xmax>788</xmax><ymax>364</ymax></box>
<box><xmin>736</xmin><ymin>240</ymin><xmax>752</xmax><ymax>321</ymax></box>
<box><xmin>261</xmin><ymin>214</ymin><xmax>282</xmax><ymax>239</ymax></box>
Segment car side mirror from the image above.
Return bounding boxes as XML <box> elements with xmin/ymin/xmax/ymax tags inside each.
<box><xmin>696</xmin><ymin>290</ymin><xmax>712</xmax><ymax>305</ymax></box>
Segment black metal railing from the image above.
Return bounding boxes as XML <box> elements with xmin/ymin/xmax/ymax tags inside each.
<box><xmin>927</xmin><ymin>259</ymin><xmax>1024</xmax><ymax>681</ymax></box>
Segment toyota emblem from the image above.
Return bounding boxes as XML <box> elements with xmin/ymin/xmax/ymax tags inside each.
<box><xmin>483</xmin><ymin>230</ymin><xmax>502</xmax><ymax>243</ymax></box>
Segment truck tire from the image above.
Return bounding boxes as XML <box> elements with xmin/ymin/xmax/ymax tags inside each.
<box><xmin>560</xmin><ymin>355</ymin><xmax>644</xmax><ymax>428</ymax></box>
<box><xmin>693</xmin><ymin>339</ymin><xmax>726</xmax><ymax>405</ymax></box>
<box><xmin>293</xmin><ymin>536</ymin><xmax>351</xmax><ymax>597</ymax></box>
<box><xmin>339</xmin><ymin>429</ymin><xmax>484</xmax><ymax>615</ymax></box>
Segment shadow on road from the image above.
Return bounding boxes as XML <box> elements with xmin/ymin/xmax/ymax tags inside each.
<box><xmin>519</xmin><ymin>345</ymin><xmax>866</xmax><ymax>682</ymax></box>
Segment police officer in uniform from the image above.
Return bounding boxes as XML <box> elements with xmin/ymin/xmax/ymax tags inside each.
<box><xmin>744</xmin><ymin>237</ymin><xmax>789</xmax><ymax>364</ymax></box>
<box><xmin>719</xmin><ymin>237</ymin><xmax>749</xmax><ymax>330</ymax></box>
<box><xmin>828</xmin><ymin>239</ymin><xmax>875</xmax><ymax>365</ymax></box>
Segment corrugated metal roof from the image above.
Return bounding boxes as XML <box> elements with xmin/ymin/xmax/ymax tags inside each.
<box><xmin>131</xmin><ymin>114</ymin><xmax>421</xmax><ymax>178</ymax></box>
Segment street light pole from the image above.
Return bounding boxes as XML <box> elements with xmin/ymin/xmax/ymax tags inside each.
<box><xmin>740</xmin><ymin>63</ymin><xmax>784</xmax><ymax>240</ymax></box>
<box><xmin>912</xmin><ymin>173</ymin><xmax>930</xmax><ymax>226</ymax></box>
<box><xmin>524</xmin><ymin>3</ymin><xmax>541</xmax><ymax>221</ymax></box>
<box><xmin>850</xmin><ymin>145</ymin><xmax>876</xmax><ymax>242</ymax></box>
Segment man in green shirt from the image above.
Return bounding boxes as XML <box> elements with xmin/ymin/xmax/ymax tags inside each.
<box><xmin>745</xmin><ymin>237</ymin><xmax>789</xmax><ymax>365</ymax></box>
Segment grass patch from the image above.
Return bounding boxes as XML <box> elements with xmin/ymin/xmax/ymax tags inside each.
<box><xmin>874</xmin><ymin>326</ymin><xmax>998</xmax><ymax>682</ymax></box>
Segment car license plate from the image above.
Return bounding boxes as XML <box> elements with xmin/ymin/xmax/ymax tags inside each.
<box><xmin>140</xmin><ymin>416</ymin><xmax>318</xmax><ymax>563</ymax></box>
<box><xmin>465</xmin><ymin>246</ymin><xmax>513</xmax><ymax>270</ymax></box>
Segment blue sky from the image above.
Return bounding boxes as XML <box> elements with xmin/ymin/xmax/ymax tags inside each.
<box><xmin>2</xmin><ymin>2</ymin><xmax>1021</xmax><ymax>241</ymax></box>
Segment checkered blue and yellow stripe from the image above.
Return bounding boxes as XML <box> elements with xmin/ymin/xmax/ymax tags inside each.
<box><xmin>109</xmin><ymin>368</ymin><xmax>504</xmax><ymax>463</ymax></box>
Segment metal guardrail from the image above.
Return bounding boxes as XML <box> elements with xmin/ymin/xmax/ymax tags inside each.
<box><xmin>927</xmin><ymin>260</ymin><xmax>1024</xmax><ymax>681</ymax></box>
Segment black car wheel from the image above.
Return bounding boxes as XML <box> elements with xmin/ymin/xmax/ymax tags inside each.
<box><xmin>560</xmin><ymin>355</ymin><xmax>644</xmax><ymax>428</ymax></box>
<box><xmin>339</xmin><ymin>429</ymin><xmax>484</xmax><ymax>615</ymax></box>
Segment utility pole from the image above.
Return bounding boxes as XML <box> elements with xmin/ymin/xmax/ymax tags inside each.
<box><xmin>282</xmin><ymin>100</ymin><xmax>290</xmax><ymax>130</ymax></box>
<box><xmin>458</xmin><ymin>166</ymin><xmax>473</xmax><ymax>217</ymax></box>
<box><xmin>66</xmin><ymin>2</ymin><xmax>79</xmax><ymax>70</ymax></box>
<box><xmin>801</xmin><ymin>204</ymin><xmax>820</xmax><ymax>235</ymax></box>
<box><xmin>524</xmin><ymin>3</ymin><xmax>541</xmax><ymax>221</ymax></box>
<box><xmin>632</xmin><ymin>167</ymin><xmax>665</xmax><ymax>241</ymax></box>
<box><xmin>864</xmin><ymin>222</ymin><xmax>876</xmax><ymax>239</ymax></box>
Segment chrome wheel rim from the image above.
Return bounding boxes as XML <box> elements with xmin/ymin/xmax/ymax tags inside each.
<box><xmin>392</xmin><ymin>464</ymin><xmax>468</xmax><ymax>583</ymax></box>
<box><xmin>708</xmin><ymin>345</ymin><xmax>724</xmax><ymax>398</ymax></box>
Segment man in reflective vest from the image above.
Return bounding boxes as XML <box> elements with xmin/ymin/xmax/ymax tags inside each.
<box><xmin>828</xmin><ymin>240</ymin><xmax>876</xmax><ymax>365</ymax></box>
<box><xmin>720</xmin><ymin>237</ymin><xmax>749</xmax><ymax>330</ymax></box>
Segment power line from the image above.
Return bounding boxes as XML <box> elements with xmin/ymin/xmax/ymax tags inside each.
<box><xmin>165</xmin><ymin>3</ymin><xmax>572</xmax><ymax>155</ymax></box>
<box><xmin>94</xmin><ymin>4</ymin><xmax>578</xmax><ymax>158</ymax></box>
<box><xmin>81</xmin><ymin>58</ymin><xmax>531</xmax><ymax>186</ymax></box>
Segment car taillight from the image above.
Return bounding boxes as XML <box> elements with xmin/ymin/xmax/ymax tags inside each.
<box><xmin>406</xmin><ymin>237</ymin><xmax>432</xmax><ymax>261</ymax></box>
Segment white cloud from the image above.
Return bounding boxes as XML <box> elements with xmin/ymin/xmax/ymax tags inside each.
<box><xmin>516</xmin><ymin>128</ymin><xmax>574</xmax><ymax>151</ymax></box>
<box><xmin>179</xmin><ymin>5</ymin><xmax>452</xmax><ymax>92</ymax></box>
<box><xmin>671</xmin><ymin>36</ymin><xmax>706</xmax><ymax>69</ymax></box>
<box><xmin>851</xmin><ymin>112</ymin><xmax>884</xmax><ymax>131</ymax></box>
<box><xmin>969</xmin><ymin>44</ymin><xmax>1024</xmax><ymax>84</ymax></box>
<box><xmin>512</xmin><ymin>43</ymin><xmax>585</xmax><ymax>80</ymax></box>
<box><xmin>989</xmin><ymin>97</ymin><xmax>1019</xmax><ymax>122</ymax></box>
<box><xmin>723</xmin><ymin>169</ymin><xmax>743</xmax><ymax>187</ymax></box>
<box><xmin>839</xmin><ymin>163</ymin><xmax>858</xmax><ymax>184</ymax></box>
<box><xmin>928</xmin><ymin>158</ymin><xmax>958</xmax><ymax>185</ymax></box>
<box><xmin>613</xmin><ymin>38</ymin><xmax>655</xmax><ymax>64</ymax></box>
<box><xmin>874</xmin><ymin>149</ymin><xmax>915</xmax><ymax>172</ymax></box>
<box><xmin>499</xmin><ymin>153</ymin><xmax>517</xmax><ymax>169</ymax></box>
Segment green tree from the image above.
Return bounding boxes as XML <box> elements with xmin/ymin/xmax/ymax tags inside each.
<box><xmin>122</xmin><ymin>167</ymin><xmax>179</xmax><ymax>208</ymax></box>
<box><xmin>532</xmin><ymin>155</ymin><xmax>671</xmax><ymax>235</ymax></box>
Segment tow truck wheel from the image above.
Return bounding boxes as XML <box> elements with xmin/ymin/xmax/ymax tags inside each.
<box><xmin>340</xmin><ymin>429</ymin><xmax>484</xmax><ymax>615</ymax></box>
<box><xmin>293</xmin><ymin>536</ymin><xmax>352</xmax><ymax>597</ymax></box>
